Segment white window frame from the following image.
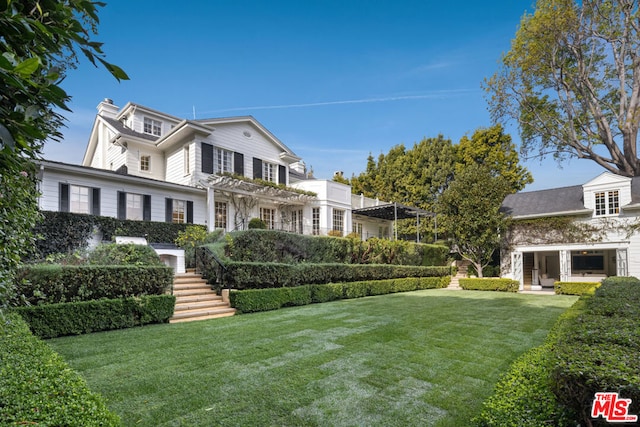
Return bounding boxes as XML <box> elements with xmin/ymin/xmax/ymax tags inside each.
<box><xmin>215</xmin><ymin>201</ymin><xmax>227</xmax><ymax>229</ymax></box>
<box><xmin>127</xmin><ymin>193</ymin><xmax>143</xmax><ymax>221</ymax></box>
<box><xmin>184</xmin><ymin>145</ymin><xmax>190</xmax><ymax>175</ymax></box>
<box><xmin>312</xmin><ymin>207</ymin><xmax>320</xmax><ymax>235</ymax></box>
<box><xmin>70</xmin><ymin>184</ymin><xmax>90</xmax><ymax>214</ymax></box>
<box><xmin>140</xmin><ymin>154</ymin><xmax>151</xmax><ymax>172</ymax></box>
<box><xmin>143</xmin><ymin>117</ymin><xmax>162</xmax><ymax>136</ymax></box>
<box><xmin>214</xmin><ymin>147</ymin><xmax>233</xmax><ymax>175</ymax></box>
<box><xmin>594</xmin><ymin>190</ymin><xmax>620</xmax><ymax>217</ymax></box>
<box><xmin>263</xmin><ymin>161</ymin><xmax>276</xmax><ymax>183</ymax></box>
<box><xmin>332</xmin><ymin>209</ymin><xmax>344</xmax><ymax>233</ymax></box>
<box><xmin>260</xmin><ymin>207</ymin><xmax>276</xmax><ymax>229</ymax></box>
<box><xmin>172</xmin><ymin>199</ymin><xmax>186</xmax><ymax>223</ymax></box>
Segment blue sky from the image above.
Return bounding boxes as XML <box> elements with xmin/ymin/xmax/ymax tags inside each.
<box><xmin>44</xmin><ymin>0</ymin><xmax>606</xmax><ymax>191</ymax></box>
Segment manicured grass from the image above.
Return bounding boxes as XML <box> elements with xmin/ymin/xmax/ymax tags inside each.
<box><xmin>48</xmin><ymin>290</ymin><xmax>577</xmax><ymax>426</ymax></box>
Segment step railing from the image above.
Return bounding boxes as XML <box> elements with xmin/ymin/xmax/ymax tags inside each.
<box><xmin>195</xmin><ymin>246</ymin><xmax>229</xmax><ymax>290</ymax></box>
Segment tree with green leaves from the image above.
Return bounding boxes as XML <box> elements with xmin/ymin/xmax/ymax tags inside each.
<box><xmin>485</xmin><ymin>0</ymin><xmax>640</xmax><ymax>177</ymax></box>
<box><xmin>437</xmin><ymin>164</ymin><xmax>512</xmax><ymax>277</ymax></box>
<box><xmin>0</xmin><ymin>0</ymin><xmax>128</xmax><ymax>311</ymax></box>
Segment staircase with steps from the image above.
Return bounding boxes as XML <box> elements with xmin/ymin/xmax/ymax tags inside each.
<box><xmin>447</xmin><ymin>260</ymin><xmax>471</xmax><ymax>290</ymax></box>
<box><xmin>170</xmin><ymin>270</ymin><xmax>235</xmax><ymax>323</ymax></box>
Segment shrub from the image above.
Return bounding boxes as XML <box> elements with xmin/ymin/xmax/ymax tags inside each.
<box><xmin>15</xmin><ymin>295</ymin><xmax>176</xmax><ymax>338</ymax></box>
<box><xmin>15</xmin><ymin>265</ymin><xmax>173</xmax><ymax>305</ymax></box>
<box><xmin>554</xmin><ymin>281</ymin><xmax>600</xmax><ymax>295</ymax></box>
<box><xmin>459</xmin><ymin>278</ymin><xmax>519</xmax><ymax>292</ymax></box>
<box><xmin>0</xmin><ymin>312</ymin><xmax>120</xmax><ymax>425</ymax></box>
<box><xmin>248</xmin><ymin>217</ymin><xmax>267</xmax><ymax>229</ymax></box>
<box><xmin>87</xmin><ymin>243</ymin><xmax>163</xmax><ymax>265</ymax></box>
<box><xmin>310</xmin><ymin>283</ymin><xmax>344</xmax><ymax>303</ymax></box>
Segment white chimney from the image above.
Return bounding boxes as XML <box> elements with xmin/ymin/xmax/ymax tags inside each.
<box><xmin>97</xmin><ymin>98</ymin><xmax>119</xmax><ymax>119</ymax></box>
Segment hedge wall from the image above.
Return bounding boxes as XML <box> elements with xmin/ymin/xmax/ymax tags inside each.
<box><xmin>16</xmin><ymin>295</ymin><xmax>176</xmax><ymax>338</ymax></box>
<box><xmin>16</xmin><ymin>264</ymin><xmax>173</xmax><ymax>305</ymax></box>
<box><xmin>0</xmin><ymin>312</ymin><xmax>120</xmax><ymax>425</ymax></box>
<box><xmin>459</xmin><ymin>278</ymin><xmax>519</xmax><ymax>292</ymax></box>
<box><xmin>554</xmin><ymin>281</ymin><xmax>601</xmax><ymax>296</ymax></box>
<box><xmin>216</xmin><ymin>262</ymin><xmax>450</xmax><ymax>290</ymax></box>
<box><xmin>225</xmin><ymin>229</ymin><xmax>449</xmax><ymax>266</ymax></box>
<box><xmin>33</xmin><ymin>210</ymin><xmax>206</xmax><ymax>258</ymax></box>
<box><xmin>230</xmin><ymin>277</ymin><xmax>449</xmax><ymax>313</ymax></box>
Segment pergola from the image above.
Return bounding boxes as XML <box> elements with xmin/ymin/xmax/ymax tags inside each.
<box><xmin>352</xmin><ymin>202</ymin><xmax>434</xmax><ymax>242</ymax></box>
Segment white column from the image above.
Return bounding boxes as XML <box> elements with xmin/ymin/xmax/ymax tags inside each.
<box><xmin>559</xmin><ymin>250</ymin><xmax>571</xmax><ymax>282</ymax></box>
<box><xmin>206</xmin><ymin>187</ymin><xmax>215</xmax><ymax>232</ymax></box>
<box><xmin>512</xmin><ymin>251</ymin><xmax>524</xmax><ymax>291</ymax></box>
<box><xmin>617</xmin><ymin>248</ymin><xmax>628</xmax><ymax>277</ymax></box>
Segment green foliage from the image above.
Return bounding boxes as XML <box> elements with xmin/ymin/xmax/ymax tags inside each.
<box><xmin>438</xmin><ymin>164</ymin><xmax>512</xmax><ymax>277</ymax></box>
<box><xmin>219</xmin><ymin>262</ymin><xmax>450</xmax><ymax>290</ymax></box>
<box><xmin>485</xmin><ymin>0</ymin><xmax>640</xmax><ymax>176</ymax></box>
<box><xmin>0</xmin><ymin>312</ymin><xmax>120</xmax><ymax>425</ymax></box>
<box><xmin>15</xmin><ymin>295</ymin><xmax>175</xmax><ymax>339</ymax></box>
<box><xmin>248</xmin><ymin>217</ymin><xmax>267</xmax><ymax>229</ymax></box>
<box><xmin>32</xmin><ymin>211</ymin><xmax>205</xmax><ymax>259</ymax></box>
<box><xmin>0</xmin><ymin>0</ymin><xmax>127</xmax><ymax>313</ymax></box>
<box><xmin>505</xmin><ymin>216</ymin><xmax>605</xmax><ymax>247</ymax></box>
<box><xmin>15</xmin><ymin>265</ymin><xmax>173</xmax><ymax>305</ymax></box>
<box><xmin>87</xmin><ymin>243</ymin><xmax>163</xmax><ymax>266</ymax></box>
<box><xmin>230</xmin><ymin>277</ymin><xmax>447</xmax><ymax>313</ymax></box>
<box><xmin>459</xmin><ymin>278</ymin><xmax>519</xmax><ymax>292</ymax></box>
<box><xmin>175</xmin><ymin>226</ymin><xmax>221</xmax><ymax>268</ymax></box>
<box><xmin>551</xmin><ymin>277</ymin><xmax>640</xmax><ymax>426</ymax></box>
<box><xmin>554</xmin><ymin>281</ymin><xmax>600</xmax><ymax>296</ymax></box>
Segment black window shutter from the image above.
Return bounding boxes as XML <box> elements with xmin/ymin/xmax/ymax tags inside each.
<box><xmin>187</xmin><ymin>201</ymin><xmax>194</xmax><ymax>224</ymax></box>
<box><xmin>234</xmin><ymin>152</ymin><xmax>244</xmax><ymax>176</ymax></box>
<box><xmin>117</xmin><ymin>191</ymin><xmax>126</xmax><ymax>220</ymax></box>
<box><xmin>165</xmin><ymin>198</ymin><xmax>173</xmax><ymax>223</ymax></box>
<box><xmin>278</xmin><ymin>165</ymin><xmax>286</xmax><ymax>185</ymax></box>
<box><xmin>253</xmin><ymin>157</ymin><xmax>262</xmax><ymax>180</ymax></box>
<box><xmin>143</xmin><ymin>195</ymin><xmax>151</xmax><ymax>221</ymax></box>
<box><xmin>201</xmin><ymin>142</ymin><xmax>214</xmax><ymax>174</ymax></box>
<box><xmin>91</xmin><ymin>188</ymin><xmax>101</xmax><ymax>216</ymax></box>
<box><xmin>59</xmin><ymin>183</ymin><xmax>69</xmax><ymax>212</ymax></box>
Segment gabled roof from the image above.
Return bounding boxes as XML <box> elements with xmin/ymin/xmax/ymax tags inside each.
<box><xmin>501</xmin><ymin>185</ymin><xmax>590</xmax><ymax>218</ymax></box>
<box><xmin>103</xmin><ymin>117</ymin><xmax>158</xmax><ymax>142</ymax></box>
<box><xmin>501</xmin><ymin>175</ymin><xmax>640</xmax><ymax>218</ymax></box>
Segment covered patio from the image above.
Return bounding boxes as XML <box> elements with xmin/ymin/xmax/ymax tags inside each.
<box><xmin>352</xmin><ymin>202</ymin><xmax>433</xmax><ymax>242</ymax></box>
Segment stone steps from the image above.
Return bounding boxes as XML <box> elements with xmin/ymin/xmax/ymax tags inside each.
<box><xmin>169</xmin><ymin>270</ymin><xmax>235</xmax><ymax>323</ymax></box>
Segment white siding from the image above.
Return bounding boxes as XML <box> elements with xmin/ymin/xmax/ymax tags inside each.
<box><xmin>165</xmin><ymin>141</ymin><xmax>194</xmax><ymax>186</ymax></box>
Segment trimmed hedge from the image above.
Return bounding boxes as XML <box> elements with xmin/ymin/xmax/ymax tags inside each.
<box><xmin>33</xmin><ymin>210</ymin><xmax>206</xmax><ymax>259</ymax></box>
<box><xmin>459</xmin><ymin>278</ymin><xmax>519</xmax><ymax>292</ymax></box>
<box><xmin>15</xmin><ymin>295</ymin><xmax>176</xmax><ymax>339</ymax></box>
<box><xmin>551</xmin><ymin>277</ymin><xmax>640</xmax><ymax>425</ymax></box>
<box><xmin>16</xmin><ymin>264</ymin><xmax>173</xmax><ymax>305</ymax></box>
<box><xmin>225</xmin><ymin>229</ymin><xmax>449</xmax><ymax>266</ymax></box>
<box><xmin>0</xmin><ymin>312</ymin><xmax>120</xmax><ymax>425</ymax></box>
<box><xmin>554</xmin><ymin>281</ymin><xmax>601</xmax><ymax>295</ymax></box>
<box><xmin>476</xmin><ymin>277</ymin><xmax>640</xmax><ymax>426</ymax></box>
<box><xmin>217</xmin><ymin>262</ymin><xmax>450</xmax><ymax>290</ymax></box>
<box><xmin>230</xmin><ymin>277</ymin><xmax>449</xmax><ymax>313</ymax></box>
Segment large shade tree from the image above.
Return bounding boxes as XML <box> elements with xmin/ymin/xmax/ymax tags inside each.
<box><xmin>485</xmin><ymin>0</ymin><xmax>640</xmax><ymax>177</ymax></box>
<box><xmin>0</xmin><ymin>0</ymin><xmax>127</xmax><ymax>311</ymax></box>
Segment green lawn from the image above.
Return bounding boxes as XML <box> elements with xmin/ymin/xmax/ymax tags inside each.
<box><xmin>48</xmin><ymin>290</ymin><xmax>577</xmax><ymax>426</ymax></box>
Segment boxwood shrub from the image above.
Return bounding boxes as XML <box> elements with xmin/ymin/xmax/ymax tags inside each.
<box><xmin>15</xmin><ymin>295</ymin><xmax>176</xmax><ymax>338</ymax></box>
<box><xmin>459</xmin><ymin>278</ymin><xmax>519</xmax><ymax>292</ymax></box>
<box><xmin>230</xmin><ymin>277</ymin><xmax>448</xmax><ymax>313</ymax></box>
<box><xmin>16</xmin><ymin>264</ymin><xmax>173</xmax><ymax>305</ymax></box>
<box><xmin>554</xmin><ymin>281</ymin><xmax>600</xmax><ymax>295</ymax></box>
<box><xmin>0</xmin><ymin>312</ymin><xmax>120</xmax><ymax>425</ymax></box>
<box><xmin>217</xmin><ymin>262</ymin><xmax>450</xmax><ymax>290</ymax></box>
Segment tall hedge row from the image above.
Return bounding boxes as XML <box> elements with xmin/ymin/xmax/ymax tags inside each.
<box><xmin>213</xmin><ymin>261</ymin><xmax>450</xmax><ymax>290</ymax></box>
<box><xmin>225</xmin><ymin>229</ymin><xmax>449</xmax><ymax>265</ymax></box>
<box><xmin>0</xmin><ymin>313</ymin><xmax>120</xmax><ymax>425</ymax></box>
<box><xmin>15</xmin><ymin>264</ymin><xmax>173</xmax><ymax>305</ymax></box>
<box><xmin>32</xmin><ymin>210</ymin><xmax>205</xmax><ymax>258</ymax></box>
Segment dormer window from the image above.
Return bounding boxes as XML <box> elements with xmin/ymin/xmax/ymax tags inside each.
<box><xmin>595</xmin><ymin>190</ymin><xmax>619</xmax><ymax>216</ymax></box>
<box><xmin>143</xmin><ymin>117</ymin><xmax>162</xmax><ymax>136</ymax></box>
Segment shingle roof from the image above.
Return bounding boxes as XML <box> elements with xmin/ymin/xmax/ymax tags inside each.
<box><xmin>102</xmin><ymin>117</ymin><xmax>158</xmax><ymax>142</ymax></box>
<box><xmin>501</xmin><ymin>184</ymin><xmax>587</xmax><ymax>217</ymax></box>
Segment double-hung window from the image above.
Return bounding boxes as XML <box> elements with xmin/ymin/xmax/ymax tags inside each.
<box><xmin>595</xmin><ymin>190</ymin><xmax>620</xmax><ymax>216</ymax></box>
<box><xmin>140</xmin><ymin>155</ymin><xmax>150</xmax><ymax>172</ymax></box>
<box><xmin>312</xmin><ymin>208</ymin><xmax>320</xmax><ymax>235</ymax></box>
<box><xmin>127</xmin><ymin>193</ymin><xmax>144</xmax><ymax>220</ymax></box>
<box><xmin>172</xmin><ymin>200</ymin><xmax>186</xmax><ymax>223</ymax></box>
<box><xmin>332</xmin><ymin>209</ymin><xmax>344</xmax><ymax>233</ymax></box>
<box><xmin>143</xmin><ymin>117</ymin><xmax>162</xmax><ymax>136</ymax></box>
<box><xmin>70</xmin><ymin>185</ymin><xmax>90</xmax><ymax>214</ymax></box>
<box><xmin>263</xmin><ymin>162</ymin><xmax>276</xmax><ymax>183</ymax></box>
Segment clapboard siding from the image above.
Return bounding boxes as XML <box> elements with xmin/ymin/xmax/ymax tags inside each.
<box><xmin>39</xmin><ymin>165</ymin><xmax>207</xmax><ymax>225</ymax></box>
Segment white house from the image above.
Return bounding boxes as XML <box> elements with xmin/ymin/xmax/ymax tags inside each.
<box><xmin>38</xmin><ymin>98</ymin><xmax>428</xmax><ymax>240</ymax></box>
<box><xmin>500</xmin><ymin>172</ymin><xmax>640</xmax><ymax>290</ymax></box>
